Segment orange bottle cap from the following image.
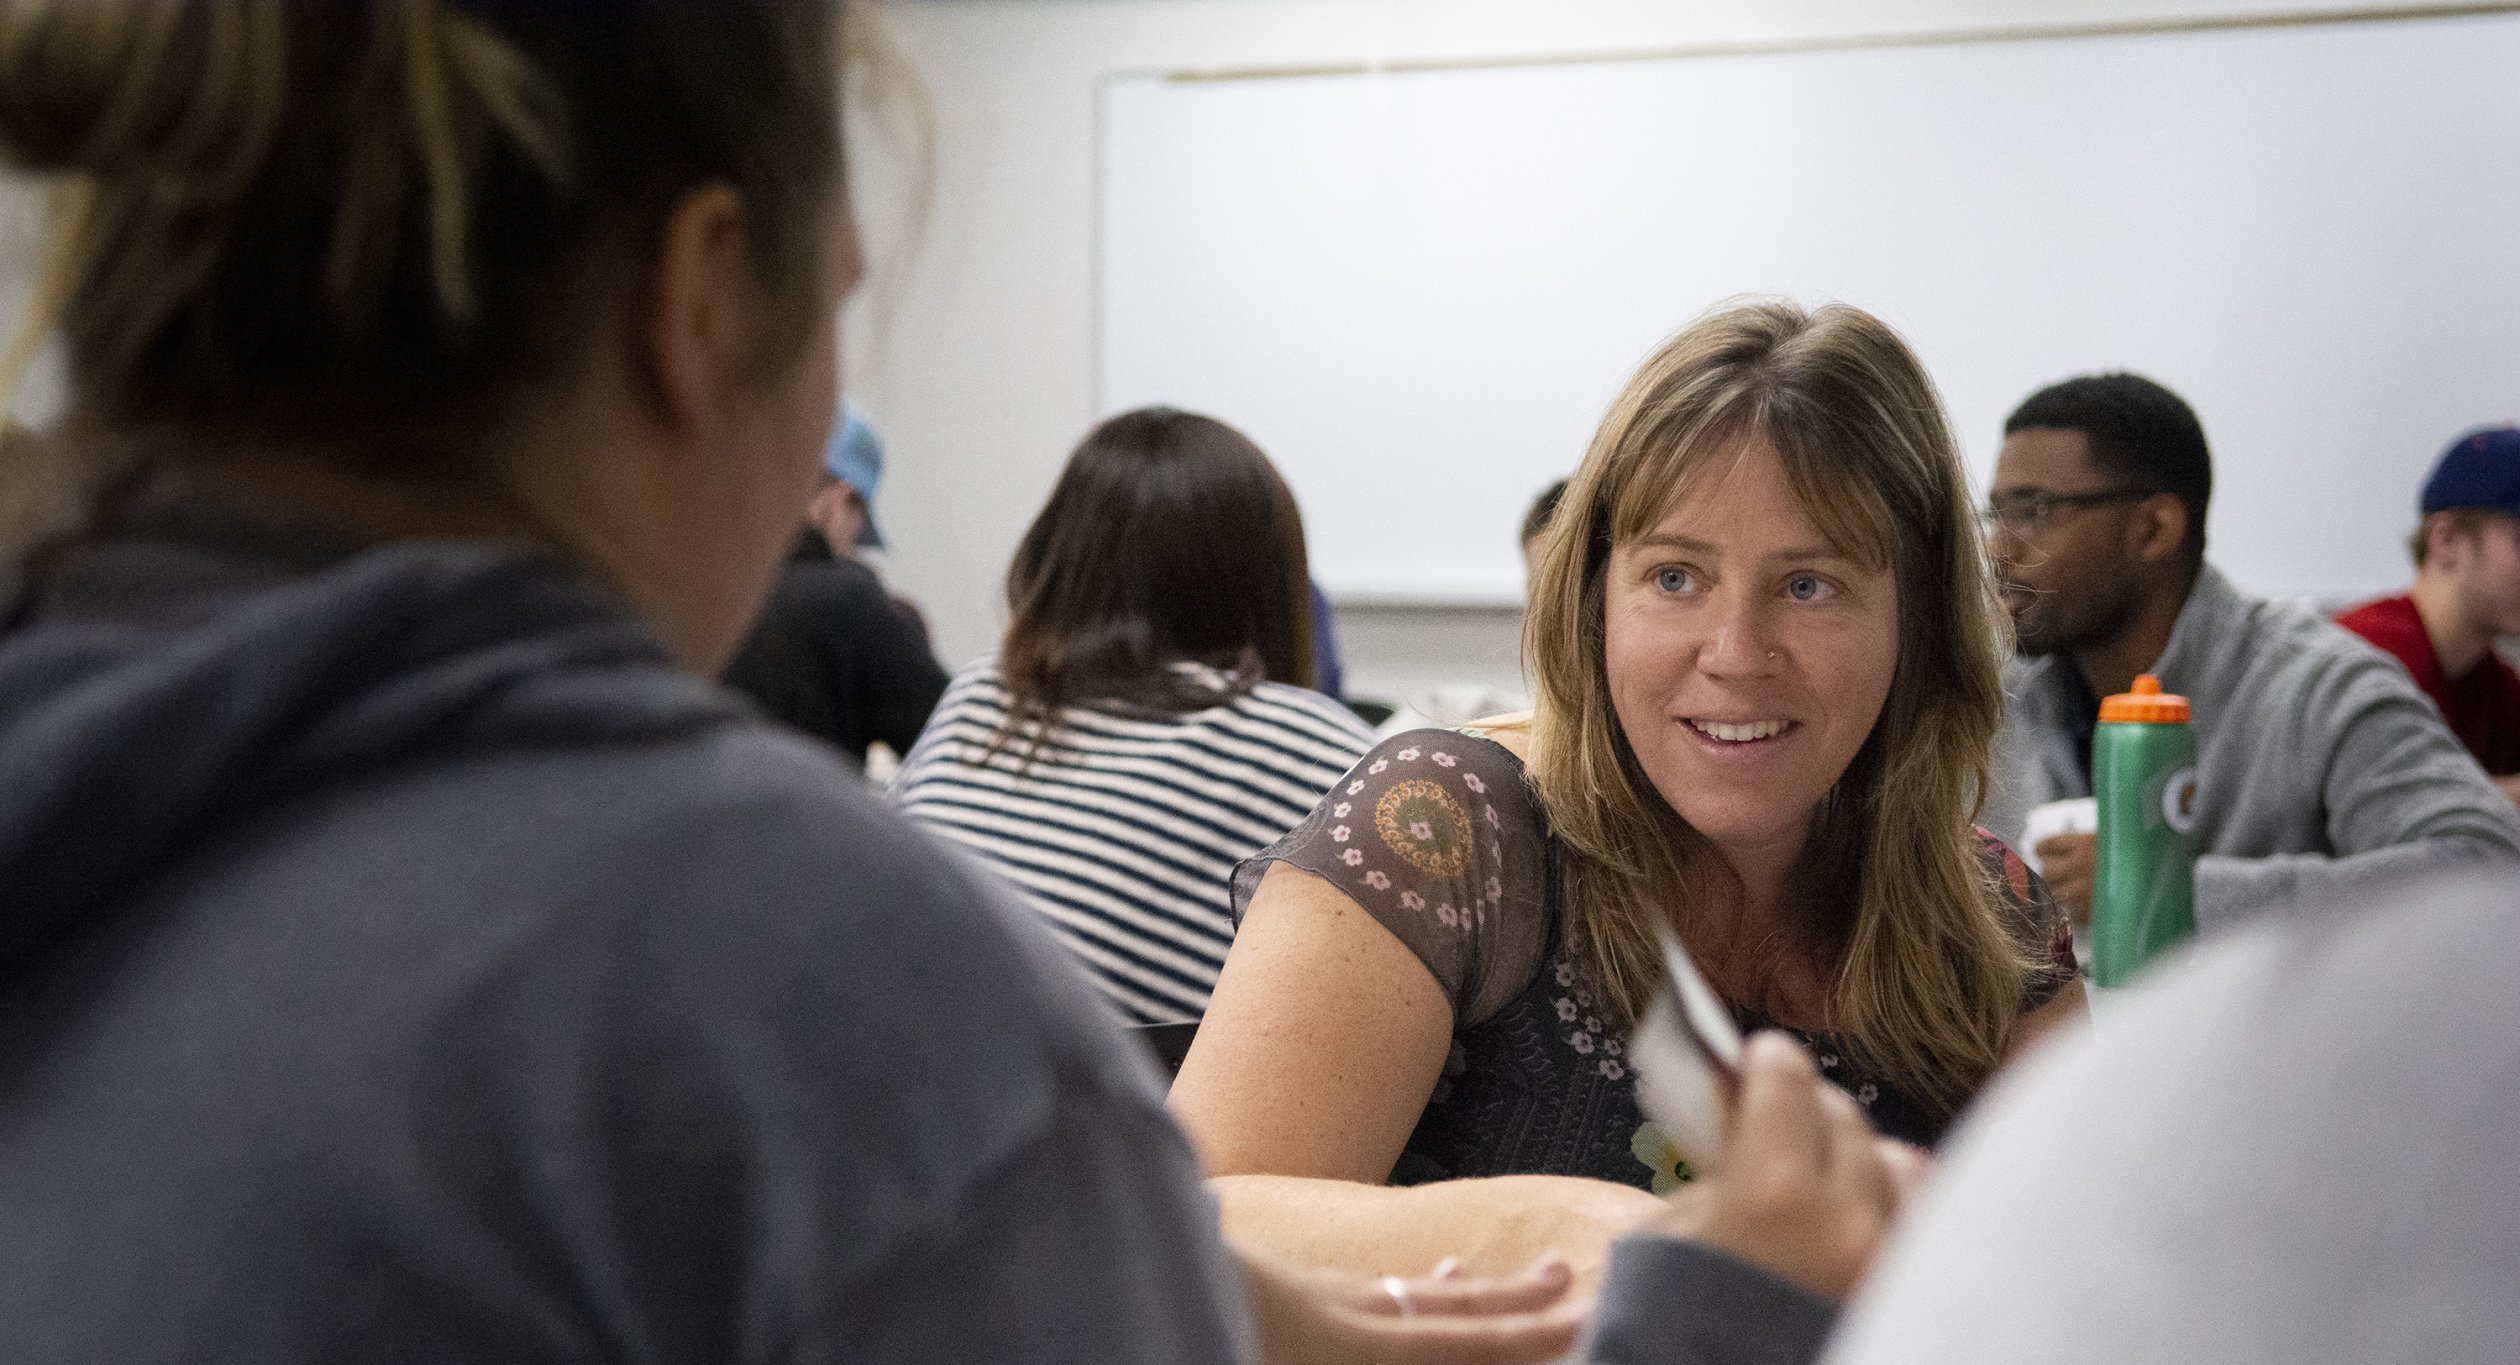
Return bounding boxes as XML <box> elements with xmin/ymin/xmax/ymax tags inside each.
<box><xmin>2099</xmin><ymin>673</ymin><xmax>2191</xmax><ymax>723</ymax></box>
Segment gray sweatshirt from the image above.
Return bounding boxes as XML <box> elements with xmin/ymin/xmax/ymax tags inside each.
<box><xmin>1983</xmin><ymin>564</ymin><xmax>2520</xmax><ymax>932</ymax></box>
<box><xmin>0</xmin><ymin>474</ymin><xmax>1250</xmax><ymax>1364</ymax></box>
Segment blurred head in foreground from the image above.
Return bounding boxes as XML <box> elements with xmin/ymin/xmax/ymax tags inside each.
<box><xmin>0</xmin><ymin>0</ymin><xmax>856</xmax><ymax>671</ymax></box>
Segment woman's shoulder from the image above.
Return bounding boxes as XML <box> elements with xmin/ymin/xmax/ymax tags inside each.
<box><xmin>1238</xmin><ymin>724</ymin><xmax>1557</xmax><ymax>1023</ymax></box>
<box><xmin>1970</xmin><ymin>825</ymin><xmax>2079</xmax><ymax>988</ymax></box>
<box><xmin>938</xmin><ymin>657</ymin><xmax>1005</xmax><ymax>699</ymax></box>
<box><xmin>1452</xmin><ymin>710</ymin><xmax>1535</xmax><ymax>760</ymax></box>
<box><xmin>1345</xmin><ymin>725</ymin><xmax>1534</xmax><ymax>796</ymax></box>
<box><xmin>1322</xmin><ymin>727</ymin><xmax>1550</xmax><ymax>866</ymax></box>
<box><xmin>904</xmin><ymin>659</ymin><xmax>1006</xmax><ymax>731</ymax></box>
<box><xmin>1234</xmin><ymin>680</ymin><xmax>1380</xmax><ymax>754</ymax></box>
<box><xmin>1968</xmin><ymin>826</ymin><xmax>2043</xmax><ymax>915</ymax></box>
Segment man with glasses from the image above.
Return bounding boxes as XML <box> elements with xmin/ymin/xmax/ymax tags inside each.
<box><xmin>1979</xmin><ymin>374</ymin><xmax>2519</xmax><ymax>936</ymax></box>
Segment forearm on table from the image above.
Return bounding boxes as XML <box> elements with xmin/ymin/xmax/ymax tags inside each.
<box><xmin>2196</xmin><ymin>830</ymin><xmax>2520</xmax><ymax>930</ymax></box>
<box><xmin>1211</xmin><ymin>1171</ymin><xmax>1665</xmax><ymax>1290</ymax></box>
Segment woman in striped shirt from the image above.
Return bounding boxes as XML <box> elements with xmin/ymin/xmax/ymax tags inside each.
<box><xmin>895</xmin><ymin>408</ymin><xmax>1375</xmax><ymax>1023</ymax></box>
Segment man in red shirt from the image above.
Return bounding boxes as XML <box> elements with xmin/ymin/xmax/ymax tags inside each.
<box><xmin>2337</xmin><ymin>426</ymin><xmax>2520</xmax><ymax>806</ymax></box>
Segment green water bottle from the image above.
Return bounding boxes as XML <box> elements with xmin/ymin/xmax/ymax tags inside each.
<box><xmin>2090</xmin><ymin>674</ymin><xmax>2198</xmax><ymax>987</ymax></box>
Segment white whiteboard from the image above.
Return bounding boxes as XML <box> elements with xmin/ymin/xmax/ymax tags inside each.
<box><xmin>1098</xmin><ymin>12</ymin><xmax>2520</xmax><ymax>606</ymax></box>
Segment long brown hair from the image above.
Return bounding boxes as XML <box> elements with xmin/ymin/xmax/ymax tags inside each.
<box><xmin>993</xmin><ymin>406</ymin><xmax>1313</xmax><ymax>760</ymax></box>
<box><xmin>1525</xmin><ymin>298</ymin><xmax>2037</xmax><ymax>1115</ymax></box>
<box><xmin>0</xmin><ymin>0</ymin><xmax>845</xmax><ymax>541</ymax></box>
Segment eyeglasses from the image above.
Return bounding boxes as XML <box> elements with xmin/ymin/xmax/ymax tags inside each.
<box><xmin>1980</xmin><ymin>487</ymin><xmax>2150</xmax><ymax>536</ymax></box>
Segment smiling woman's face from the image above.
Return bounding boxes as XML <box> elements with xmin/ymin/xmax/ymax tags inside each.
<box><xmin>1603</xmin><ymin>436</ymin><xmax>1901</xmax><ymax>870</ymax></box>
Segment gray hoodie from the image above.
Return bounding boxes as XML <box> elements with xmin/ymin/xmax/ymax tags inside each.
<box><xmin>0</xmin><ymin>474</ymin><xmax>1247</xmax><ymax>1364</ymax></box>
<box><xmin>1983</xmin><ymin>565</ymin><xmax>2520</xmax><ymax>932</ymax></box>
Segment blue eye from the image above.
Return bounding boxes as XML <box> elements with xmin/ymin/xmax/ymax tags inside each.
<box><xmin>1655</xmin><ymin>567</ymin><xmax>1695</xmax><ymax>593</ymax></box>
<box><xmin>1786</xmin><ymin>574</ymin><xmax>1834</xmax><ymax>602</ymax></box>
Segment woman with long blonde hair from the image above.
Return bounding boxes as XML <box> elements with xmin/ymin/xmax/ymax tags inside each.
<box><xmin>1172</xmin><ymin>298</ymin><xmax>2086</xmax><ymax>1282</ymax></box>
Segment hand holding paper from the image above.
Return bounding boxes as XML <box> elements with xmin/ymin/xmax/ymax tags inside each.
<box><xmin>1640</xmin><ymin>1034</ymin><xmax>1929</xmax><ymax>1303</ymax></box>
<box><xmin>1627</xmin><ymin>923</ymin><xmax>1746</xmax><ymax>1175</ymax></box>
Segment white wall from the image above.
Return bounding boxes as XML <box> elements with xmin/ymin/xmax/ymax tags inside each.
<box><xmin>1</xmin><ymin>2</ymin><xmax>2471</xmax><ymax>704</ymax></box>
<box><xmin>853</xmin><ymin>0</ymin><xmax>2469</xmax><ymax>704</ymax></box>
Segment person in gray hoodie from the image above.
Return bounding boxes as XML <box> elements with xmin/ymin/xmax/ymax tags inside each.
<box><xmin>0</xmin><ymin>5</ymin><xmax>1255</xmax><ymax>1361</ymax></box>
<box><xmin>1977</xmin><ymin>374</ymin><xmax>2520</xmax><ymax>933</ymax></box>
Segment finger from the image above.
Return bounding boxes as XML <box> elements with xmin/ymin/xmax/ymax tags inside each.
<box><xmin>1813</xmin><ymin>1074</ymin><xmax>1891</xmax><ymax>1210</ymax></box>
<box><xmin>1873</xmin><ymin>1138</ymin><xmax>1933</xmax><ymax>1207</ymax></box>
<box><xmin>1729</xmin><ymin>1032</ymin><xmax>1827</xmax><ymax>1179</ymax></box>
<box><xmin>1398</xmin><ymin>1257</ymin><xmax>1573</xmax><ymax>1318</ymax></box>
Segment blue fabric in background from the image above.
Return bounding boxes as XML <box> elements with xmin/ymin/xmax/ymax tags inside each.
<box><xmin>1309</xmin><ymin>580</ymin><xmax>1343</xmax><ymax>700</ymax></box>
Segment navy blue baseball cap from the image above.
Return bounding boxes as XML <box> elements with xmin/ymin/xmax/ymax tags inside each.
<box><xmin>2422</xmin><ymin>425</ymin><xmax>2520</xmax><ymax>518</ymax></box>
<box><xmin>822</xmin><ymin>399</ymin><xmax>886</xmax><ymax>548</ymax></box>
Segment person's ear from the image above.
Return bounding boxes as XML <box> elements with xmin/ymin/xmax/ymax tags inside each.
<box><xmin>2423</xmin><ymin>513</ymin><xmax>2471</xmax><ymax>574</ymax></box>
<box><xmin>632</xmin><ymin>182</ymin><xmax>759</xmax><ymax>434</ymax></box>
<box><xmin>2127</xmin><ymin>492</ymin><xmax>2188</xmax><ymax>566</ymax></box>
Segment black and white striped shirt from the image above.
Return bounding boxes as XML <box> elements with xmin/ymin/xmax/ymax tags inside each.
<box><xmin>894</xmin><ymin>663</ymin><xmax>1376</xmax><ymax>1024</ymax></box>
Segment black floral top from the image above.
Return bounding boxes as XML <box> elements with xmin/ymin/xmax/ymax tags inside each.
<box><xmin>1231</xmin><ymin>729</ymin><xmax>2074</xmax><ymax>1193</ymax></box>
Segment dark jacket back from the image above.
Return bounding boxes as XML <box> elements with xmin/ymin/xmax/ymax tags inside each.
<box><xmin>0</xmin><ymin>476</ymin><xmax>1246</xmax><ymax>1364</ymax></box>
<box><xmin>722</xmin><ymin>533</ymin><xmax>948</xmax><ymax>764</ymax></box>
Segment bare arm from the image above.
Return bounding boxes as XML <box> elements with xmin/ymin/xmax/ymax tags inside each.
<box><xmin>1173</xmin><ymin>862</ymin><xmax>1662</xmax><ymax>1285</ymax></box>
<box><xmin>1172</xmin><ymin>862</ymin><xmax>1454</xmax><ymax>1181</ymax></box>
<box><xmin>1215</xmin><ymin>1172</ymin><xmax>1667</xmax><ymax>1290</ymax></box>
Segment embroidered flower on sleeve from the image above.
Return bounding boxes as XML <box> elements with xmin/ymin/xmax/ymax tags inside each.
<box><xmin>1396</xmin><ymin>746</ymin><xmax>1420</xmax><ymax>762</ymax></box>
<box><xmin>1569</xmin><ymin>1032</ymin><xmax>1595</xmax><ymax>1055</ymax></box>
<box><xmin>1347</xmin><ymin>780</ymin><xmax>1364</xmax><ymax>795</ymax></box>
<box><xmin>1373</xmin><ymin>781</ymin><xmax>1474</xmax><ymax>876</ymax></box>
<box><xmin>1435</xmin><ymin>904</ymin><xmax>1463</xmax><ymax>930</ymax></box>
<box><xmin>1554</xmin><ymin>997</ymin><xmax>1577</xmax><ymax>1022</ymax></box>
<box><xmin>1485</xmin><ymin>876</ymin><xmax>1503</xmax><ymax>902</ymax></box>
<box><xmin>1330</xmin><ymin>825</ymin><xmax>1350</xmax><ymax>843</ymax></box>
<box><xmin>1482</xmin><ymin>806</ymin><xmax>1500</xmax><ymax>828</ymax></box>
<box><xmin>1463</xmin><ymin>773</ymin><xmax>1486</xmax><ymax>794</ymax></box>
<box><xmin>1333</xmin><ymin>802</ymin><xmax>1351</xmax><ymax>818</ymax></box>
<box><xmin>1605</xmin><ymin>1037</ymin><xmax>1623</xmax><ymax>1057</ymax></box>
<box><xmin>1598</xmin><ymin>1059</ymin><xmax>1627</xmax><ymax>1081</ymax></box>
<box><xmin>1553</xmin><ymin>962</ymin><xmax>1575</xmax><ymax>987</ymax></box>
<box><xmin>1368</xmin><ymin>757</ymin><xmax>1390</xmax><ymax>775</ymax></box>
<box><xmin>1432</xmin><ymin>751</ymin><xmax>1458</xmax><ymax>768</ymax></box>
<box><xmin>1399</xmin><ymin>890</ymin><xmax>1425</xmax><ymax>911</ymax></box>
<box><xmin>1365</xmin><ymin>870</ymin><xmax>1391</xmax><ymax>891</ymax></box>
<box><xmin>1340</xmin><ymin>849</ymin><xmax>1364</xmax><ymax>867</ymax></box>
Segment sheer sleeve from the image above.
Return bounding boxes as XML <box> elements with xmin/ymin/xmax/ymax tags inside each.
<box><xmin>1233</xmin><ymin>730</ymin><xmax>1553</xmax><ymax>1028</ymax></box>
<box><xmin>1973</xmin><ymin>827</ymin><xmax>2080</xmax><ymax>1008</ymax></box>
